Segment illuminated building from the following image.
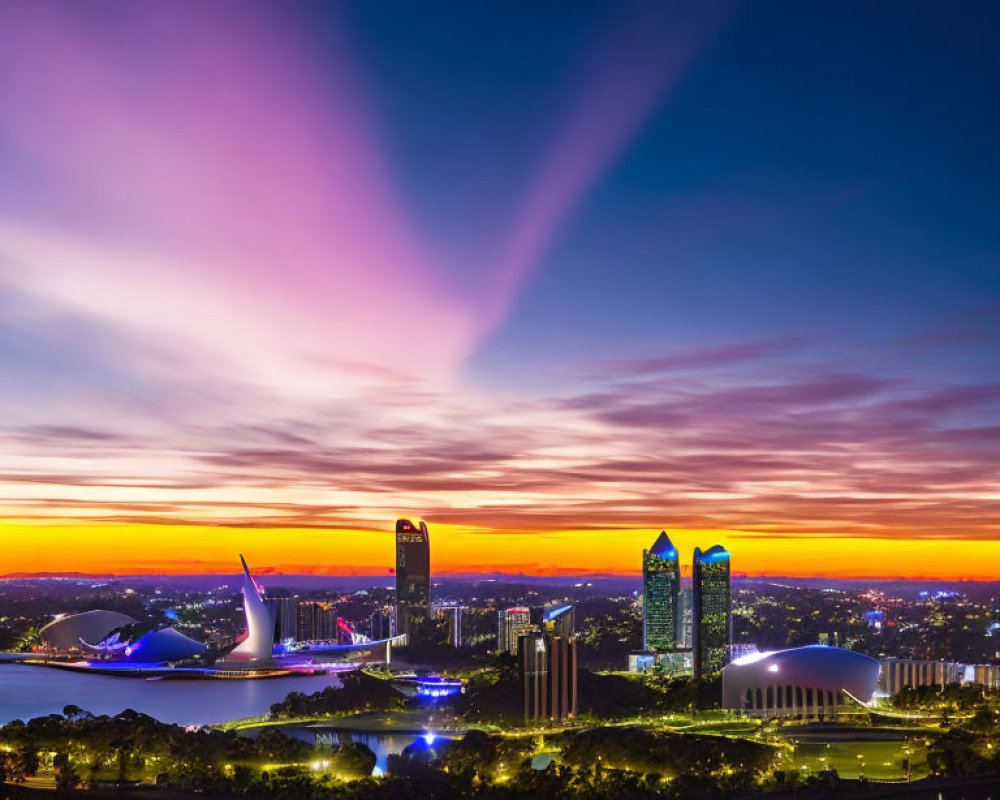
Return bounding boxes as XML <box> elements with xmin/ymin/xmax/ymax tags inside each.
<box><xmin>85</xmin><ymin>625</ymin><xmax>207</xmax><ymax>663</ymax></box>
<box><xmin>498</xmin><ymin>607</ymin><xmax>532</xmax><ymax>652</ymax></box>
<box><xmin>435</xmin><ymin>605</ymin><xmax>466</xmax><ymax>648</ymax></box>
<box><xmin>642</xmin><ymin>531</ymin><xmax>680</xmax><ymax>651</ymax></box>
<box><xmin>543</xmin><ymin>605</ymin><xmax>575</xmax><ymax>639</ymax></box>
<box><xmin>878</xmin><ymin>658</ymin><xmax>964</xmax><ymax>695</ymax></box>
<box><xmin>692</xmin><ymin>544</ymin><xmax>731</xmax><ymax>678</ymax></box>
<box><xmin>221</xmin><ymin>555</ymin><xmax>274</xmax><ymax>665</ymax></box>
<box><xmin>722</xmin><ymin>646</ymin><xmax>880</xmax><ymax>718</ymax></box>
<box><xmin>627</xmin><ymin>650</ymin><xmax>692</xmax><ymax>675</ymax></box>
<box><xmin>518</xmin><ymin>631</ymin><xmax>578</xmax><ymax>724</ymax></box>
<box><xmin>296</xmin><ymin>601</ymin><xmax>338</xmax><ymax>641</ymax></box>
<box><xmin>39</xmin><ymin>610</ymin><xmax>137</xmax><ymax>652</ymax></box>
<box><xmin>678</xmin><ymin>587</ymin><xmax>693</xmax><ymax>648</ymax></box>
<box><xmin>395</xmin><ymin>519</ymin><xmax>431</xmax><ymax>639</ymax></box>
<box><xmin>369</xmin><ymin>608</ymin><xmax>396</xmax><ymax>640</ymax></box>
<box><xmin>265</xmin><ymin>597</ymin><xmax>297</xmax><ymax>643</ymax></box>
<box><xmin>970</xmin><ymin>664</ymin><xmax>1000</xmax><ymax>689</ymax></box>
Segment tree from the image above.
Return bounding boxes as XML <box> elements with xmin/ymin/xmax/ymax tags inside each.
<box><xmin>330</xmin><ymin>741</ymin><xmax>377</xmax><ymax>779</ymax></box>
<box><xmin>53</xmin><ymin>751</ymin><xmax>80</xmax><ymax>792</ymax></box>
<box><xmin>9</xmin><ymin>745</ymin><xmax>40</xmax><ymax>782</ymax></box>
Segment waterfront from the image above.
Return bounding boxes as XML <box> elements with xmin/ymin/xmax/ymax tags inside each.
<box><xmin>0</xmin><ymin>664</ymin><xmax>341</xmax><ymax>727</ymax></box>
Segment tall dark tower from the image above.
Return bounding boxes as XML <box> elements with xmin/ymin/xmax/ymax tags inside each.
<box><xmin>395</xmin><ymin>519</ymin><xmax>431</xmax><ymax>639</ymax></box>
<box><xmin>692</xmin><ymin>544</ymin><xmax>731</xmax><ymax>678</ymax></box>
<box><xmin>643</xmin><ymin>531</ymin><xmax>680</xmax><ymax>651</ymax></box>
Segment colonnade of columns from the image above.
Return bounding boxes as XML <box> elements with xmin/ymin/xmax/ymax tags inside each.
<box><xmin>739</xmin><ymin>684</ymin><xmax>847</xmax><ymax>718</ymax></box>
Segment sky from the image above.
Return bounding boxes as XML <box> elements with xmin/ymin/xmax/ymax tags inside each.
<box><xmin>0</xmin><ymin>1</ymin><xmax>998</xmax><ymax>579</ymax></box>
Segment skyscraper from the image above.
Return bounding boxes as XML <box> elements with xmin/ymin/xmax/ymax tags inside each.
<box><xmin>543</xmin><ymin>605</ymin><xmax>575</xmax><ymax>639</ymax></box>
<box><xmin>395</xmin><ymin>519</ymin><xmax>431</xmax><ymax>639</ymax></box>
<box><xmin>518</xmin><ymin>630</ymin><xmax>578</xmax><ymax>724</ymax></box>
<box><xmin>498</xmin><ymin>607</ymin><xmax>532</xmax><ymax>652</ymax></box>
<box><xmin>296</xmin><ymin>600</ymin><xmax>337</xmax><ymax>641</ymax></box>
<box><xmin>692</xmin><ymin>544</ymin><xmax>731</xmax><ymax>678</ymax></box>
<box><xmin>643</xmin><ymin>531</ymin><xmax>680</xmax><ymax>652</ymax></box>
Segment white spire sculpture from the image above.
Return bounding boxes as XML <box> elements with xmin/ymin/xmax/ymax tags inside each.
<box><xmin>225</xmin><ymin>554</ymin><xmax>274</xmax><ymax>664</ymax></box>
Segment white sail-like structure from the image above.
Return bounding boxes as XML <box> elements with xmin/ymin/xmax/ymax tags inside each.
<box><xmin>225</xmin><ymin>554</ymin><xmax>274</xmax><ymax>665</ymax></box>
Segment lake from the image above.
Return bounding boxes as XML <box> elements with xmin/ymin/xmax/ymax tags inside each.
<box><xmin>0</xmin><ymin>663</ymin><xmax>341</xmax><ymax>727</ymax></box>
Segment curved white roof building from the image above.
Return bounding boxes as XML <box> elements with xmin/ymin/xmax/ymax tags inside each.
<box><xmin>220</xmin><ymin>554</ymin><xmax>273</xmax><ymax>665</ymax></box>
<box><xmin>722</xmin><ymin>645</ymin><xmax>880</xmax><ymax>718</ymax></box>
<box><xmin>39</xmin><ymin>610</ymin><xmax>138</xmax><ymax>652</ymax></box>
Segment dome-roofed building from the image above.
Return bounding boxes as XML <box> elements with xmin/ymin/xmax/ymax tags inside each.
<box><xmin>39</xmin><ymin>610</ymin><xmax>138</xmax><ymax>652</ymax></box>
<box><xmin>722</xmin><ymin>645</ymin><xmax>880</xmax><ymax>719</ymax></box>
<box><xmin>84</xmin><ymin>624</ymin><xmax>207</xmax><ymax>664</ymax></box>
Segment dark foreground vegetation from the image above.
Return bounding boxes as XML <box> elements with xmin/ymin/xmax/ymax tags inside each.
<box><xmin>3</xmin><ymin>675</ymin><xmax>1000</xmax><ymax>800</ymax></box>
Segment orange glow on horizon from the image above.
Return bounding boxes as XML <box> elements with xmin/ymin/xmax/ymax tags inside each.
<box><xmin>0</xmin><ymin>519</ymin><xmax>997</xmax><ymax>582</ymax></box>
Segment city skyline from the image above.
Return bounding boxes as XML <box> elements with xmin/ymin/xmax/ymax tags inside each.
<box><xmin>0</xmin><ymin>1</ymin><xmax>997</xmax><ymax>580</ymax></box>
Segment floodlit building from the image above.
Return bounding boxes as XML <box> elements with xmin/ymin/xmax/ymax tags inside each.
<box><xmin>498</xmin><ymin>607</ymin><xmax>532</xmax><ymax>652</ymax></box>
<box><xmin>221</xmin><ymin>555</ymin><xmax>274</xmax><ymax>665</ymax></box>
<box><xmin>643</xmin><ymin>531</ymin><xmax>680</xmax><ymax>651</ymax></box>
<box><xmin>395</xmin><ymin>519</ymin><xmax>431</xmax><ymax>639</ymax></box>
<box><xmin>85</xmin><ymin>625</ymin><xmax>207</xmax><ymax>664</ymax></box>
<box><xmin>969</xmin><ymin>664</ymin><xmax>1000</xmax><ymax>689</ymax></box>
<box><xmin>722</xmin><ymin>646</ymin><xmax>880</xmax><ymax>718</ymax></box>
<box><xmin>693</xmin><ymin>544</ymin><xmax>731</xmax><ymax>678</ymax></box>
<box><xmin>518</xmin><ymin>631</ymin><xmax>578</xmax><ymax>724</ymax></box>
<box><xmin>39</xmin><ymin>610</ymin><xmax>138</xmax><ymax>652</ymax></box>
<box><xmin>879</xmin><ymin>658</ymin><xmax>965</xmax><ymax>695</ymax></box>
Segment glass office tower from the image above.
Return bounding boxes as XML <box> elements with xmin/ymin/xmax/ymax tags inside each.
<box><xmin>395</xmin><ymin>519</ymin><xmax>431</xmax><ymax>638</ymax></box>
<box><xmin>643</xmin><ymin>531</ymin><xmax>680</xmax><ymax>651</ymax></box>
<box><xmin>692</xmin><ymin>544</ymin><xmax>731</xmax><ymax>678</ymax></box>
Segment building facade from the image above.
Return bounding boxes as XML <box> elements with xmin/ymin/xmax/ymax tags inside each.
<box><xmin>722</xmin><ymin>646</ymin><xmax>880</xmax><ymax>719</ymax></box>
<box><xmin>369</xmin><ymin>607</ymin><xmax>396</xmax><ymax>641</ymax></box>
<box><xmin>436</xmin><ymin>605</ymin><xmax>466</xmax><ymax>648</ymax></box>
<box><xmin>296</xmin><ymin>601</ymin><xmax>338</xmax><ymax>642</ymax></box>
<box><xmin>395</xmin><ymin>519</ymin><xmax>431</xmax><ymax>639</ymax></box>
<box><xmin>879</xmin><ymin>658</ymin><xmax>965</xmax><ymax>695</ymax></box>
<box><xmin>543</xmin><ymin>605</ymin><xmax>575</xmax><ymax>639</ymax></box>
<box><xmin>498</xmin><ymin>607</ymin><xmax>532</xmax><ymax>652</ymax></box>
<box><xmin>970</xmin><ymin>664</ymin><xmax>1000</xmax><ymax>689</ymax></box>
<box><xmin>518</xmin><ymin>631</ymin><xmax>578</xmax><ymax>725</ymax></box>
<box><xmin>265</xmin><ymin>597</ymin><xmax>297</xmax><ymax>643</ymax></box>
<box><xmin>693</xmin><ymin>544</ymin><xmax>731</xmax><ymax>678</ymax></box>
<box><xmin>643</xmin><ymin>531</ymin><xmax>681</xmax><ymax>651</ymax></box>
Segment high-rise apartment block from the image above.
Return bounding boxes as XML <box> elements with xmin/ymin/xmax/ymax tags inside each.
<box><xmin>395</xmin><ymin>519</ymin><xmax>431</xmax><ymax>639</ymax></box>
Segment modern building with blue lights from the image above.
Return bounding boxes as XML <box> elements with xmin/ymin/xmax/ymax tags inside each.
<box><xmin>542</xmin><ymin>604</ymin><xmax>575</xmax><ymax>639</ymax></box>
<box><xmin>693</xmin><ymin>544</ymin><xmax>732</xmax><ymax>678</ymax></box>
<box><xmin>642</xmin><ymin>531</ymin><xmax>680</xmax><ymax>652</ymax></box>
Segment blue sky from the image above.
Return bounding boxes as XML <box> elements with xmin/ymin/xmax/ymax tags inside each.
<box><xmin>0</xmin><ymin>1</ymin><xmax>997</xmax><ymax>574</ymax></box>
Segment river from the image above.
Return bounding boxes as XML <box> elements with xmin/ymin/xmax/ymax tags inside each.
<box><xmin>0</xmin><ymin>663</ymin><xmax>340</xmax><ymax>727</ymax></box>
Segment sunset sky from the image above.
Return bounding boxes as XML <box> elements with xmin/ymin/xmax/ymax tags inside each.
<box><xmin>0</xmin><ymin>1</ymin><xmax>998</xmax><ymax>579</ymax></box>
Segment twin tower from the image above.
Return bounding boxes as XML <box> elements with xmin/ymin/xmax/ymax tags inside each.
<box><xmin>642</xmin><ymin>531</ymin><xmax>732</xmax><ymax>678</ymax></box>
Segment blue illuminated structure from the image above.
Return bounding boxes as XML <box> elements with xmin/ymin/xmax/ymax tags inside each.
<box><xmin>543</xmin><ymin>604</ymin><xmax>575</xmax><ymax>639</ymax></box>
<box><xmin>692</xmin><ymin>544</ymin><xmax>731</xmax><ymax>678</ymax></box>
<box><xmin>85</xmin><ymin>625</ymin><xmax>207</xmax><ymax>664</ymax></box>
<box><xmin>643</xmin><ymin>531</ymin><xmax>680</xmax><ymax>651</ymax></box>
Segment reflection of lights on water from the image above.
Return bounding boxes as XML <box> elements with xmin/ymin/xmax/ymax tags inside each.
<box><xmin>422</xmin><ymin>732</ymin><xmax>436</xmax><ymax>746</ymax></box>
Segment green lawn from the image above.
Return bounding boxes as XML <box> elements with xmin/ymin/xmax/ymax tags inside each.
<box><xmin>785</xmin><ymin>738</ymin><xmax>929</xmax><ymax>781</ymax></box>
